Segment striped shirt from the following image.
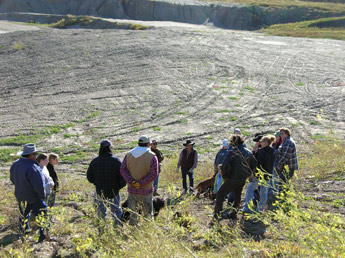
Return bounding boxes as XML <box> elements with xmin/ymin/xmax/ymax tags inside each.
<box><xmin>120</xmin><ymin>155</ymin><xmax>158</xmax><ymax>195</ymax></box>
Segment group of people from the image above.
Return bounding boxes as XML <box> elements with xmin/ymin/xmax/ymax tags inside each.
<box><xmin>212</xmin><ymin>127</ymin><xmax>298</xmax><ymax>222</ymax></box>
<box><xmin>9</xmin><ymin>126</ymin><xmax>297</xmax><ymax>241</ymax></box>
<box><xmin>10</xmin><ymin>144</ymin><xmax>59</xmax><ymax>242</ymax></box>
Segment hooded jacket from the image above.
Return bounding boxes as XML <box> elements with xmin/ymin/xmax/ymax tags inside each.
<box><xmin>221</xmin><ymin>144</ymin><xmax>257</xmax><ymax>182</ymax></box>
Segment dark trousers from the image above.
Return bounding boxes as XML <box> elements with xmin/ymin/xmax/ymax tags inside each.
<box><xmin>181</xmin><ymin>167</ymin><xmax>194</xmax><ymax>190</ymax></box>
<box><xmin>18</xmin><ymin>200</ymin><xmax>48</xmax><ymax>238</ymax></box>
<box><xmin>214</xmin><ymin>179</ymin><xmax>246</xmax><ymax>219</ymax></box>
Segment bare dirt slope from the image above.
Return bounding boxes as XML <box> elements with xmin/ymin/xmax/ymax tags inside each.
<box><xmin>0</xmin><ymin>23</ymin><xmax>344</xmax><ymax>155</ymax></box>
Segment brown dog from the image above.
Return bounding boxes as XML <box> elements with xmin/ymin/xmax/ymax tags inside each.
<box><xmin>195</xmin><ymin>173</ymin><xmax>216</xmax><ymax>198</ymax></box>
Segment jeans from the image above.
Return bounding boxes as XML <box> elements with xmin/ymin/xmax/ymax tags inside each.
<box><xmin>242</xmin><ymin>177</ymin><xmax>269</xmax><ymax>212</ymax></box>
<box><xmin>278</xmin><ymin>169</ymin><xmax>295</xmax><ymax>193</ymax></box>
<box><xmin>153</xmin><ymin>173</ymin><xmax>159</xmax><ymax>191</ymax></box>
<box><xmin>127</xmin><ymin>192</ymin><xmax>153</xmax><ymax>226</ymax></box>
<box><xmin>214</xmin><ymin>179</ymin><xmax>246</xmax><ymax>219</ymax></box>
<box><xmin>94</xmin><ymin>192</ymin><xmax>122</xmax><ymax>226</ymax></box>
<box><xmin>181</xmin><ymin>167</ymin><xmax>194</xmax><ymax>190</ymax></box>
<box><xmin>18</xmin><ymin>200</ymin><xmax>48</xmax><ymax>238</ymax></box>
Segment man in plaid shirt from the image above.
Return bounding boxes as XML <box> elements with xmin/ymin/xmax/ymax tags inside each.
<box><xmin>120</xmin><ymin>135</ymin><xmax>158</xmax><ymax>225</ymax></box>
<box><xmin>276</xmin><ymin>127</ymin><xmax>298</xmax><ymax>185</ymax></box>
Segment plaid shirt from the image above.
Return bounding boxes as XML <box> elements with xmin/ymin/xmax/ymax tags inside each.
<box><xmin>277</xmin><ymin>137</ymin><xmax>298</xmax><ymax>171</ymax></box>
<box><xmin>120</xmin><ymin>155</ymin><xmax>158</xmax><ymax>195</ymax></box>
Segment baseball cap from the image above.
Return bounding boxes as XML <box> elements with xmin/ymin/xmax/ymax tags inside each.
<box><xmin>100</xmin><ymin>139</ymin><xmax>112</xmax><ymax>147</ymax></box>
<box><xmin>138</xmin><ymin>135</ymin><xmax>151</xmax><ymax>144</ymax></box>
<box><xmin>222</xmin><ymin>139</ymin><xmax>229</xmax><ymax>147</ymax></box>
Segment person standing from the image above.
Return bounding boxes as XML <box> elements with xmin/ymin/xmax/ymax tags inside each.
<box><xmin>150</xmin><ymin>140</ymin><xmax>164</xmax><ymax>196</ymax></box>
<box><xmin>212</xmin><ymin>135</ymin><xmax>257</xmax><ymax>222</ymax></box>
<box><xmin>176</xmin><ymin>140</ymin><xmax>198</xmax><ymax>194</ymax></box>
<box><xmin>276</xmin><ymin>128</ymin><xmax>298</xmax><ymax>187</ymax></box>
<box><xmin>10</xmin><ymin>143</ymin><xmax>50</xmax><ymax>242</ymax></box>
<box><xmin>87</xmin><ymin>140</ymin><xmax>126</xmax><ymax>226</ymax></box>
<box><xmin>120</xmin><ymin>135</ymin><xmax>159</xmax><ymax>225</ymax></box>
<box><xmin>36</xmin><ymin>153</ymin><xmax>54</xmax><ymax>206</ymax></box>
<box><xmin>47</xmin><ymin>153</ymin><xmax>59</xmax><ymax>208</ymax></box>
<box><xmin>243</xmin><ymin>135</ymin><xmax>275</xmax><ymax>213</ymax></box>
<box><xmin>214</xmin><ymin>139</ymin><xmax>229</xmax><ymax>174</ymax></box>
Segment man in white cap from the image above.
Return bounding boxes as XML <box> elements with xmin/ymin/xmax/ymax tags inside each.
<box><xmin>10</xmin><ymin>143</ymin><xmax>49</xmax><ymax>242</ymax></box>
<box><xmin>120</xmin><ymin>135</ymin><xmax>159</xmax><ymax>225</ymax></box>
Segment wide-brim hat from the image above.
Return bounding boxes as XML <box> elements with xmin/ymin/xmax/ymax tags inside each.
<box><xmin>253</xmin><ymin>135</ymin><xmax>263</xmax><ymax>142</ymax></box>
<box><xmin>17</xmin><ymin>143</ymin><xmax>39</xmax><ymax>156</ymax></box>
<box><xmin>183</xmin><ymin>140</ymin><xmax>195</xmax><ymax>146</ymax></box>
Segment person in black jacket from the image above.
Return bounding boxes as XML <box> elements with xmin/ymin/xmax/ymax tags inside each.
<box><xmin>243</xmin><ymin>135</ymin><xmax>275</xmax><ymax>213</ymax></box>
<box><xmin>212</xmin><ymin>135</ymin><xmax>257</xmax><ymax>222</ymax></box>
<box><xmin>87</xmin><ymin>140</ymin><xmax>126</xmax><ymax>226</ymax></box>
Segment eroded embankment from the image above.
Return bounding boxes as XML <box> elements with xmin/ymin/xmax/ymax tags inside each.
<box><xmin>0</xmin><ymin>0</ymin><xmax>343</xmax><ymax>30</ymax></box>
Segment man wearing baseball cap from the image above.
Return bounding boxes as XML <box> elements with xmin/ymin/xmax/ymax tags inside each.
<box><xmin>120</xmin><ymin>135</ymin><xmax>159</xmax><ymax>225</ymax></box>
<box><xmin>87</xmin><ymin>140</ymin><xmax>126</xmax><ymax>228</ymax></box>
<box><xmin>10</xmin><ymin>143</ymin><xmax>50</xmax><ymax>242</ymax></box>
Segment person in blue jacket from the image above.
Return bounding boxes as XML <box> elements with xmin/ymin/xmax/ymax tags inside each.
<box><xmin>10</xmin><ymin>143</ymin><xmax>50</xmax><ymax>242</ymax></box>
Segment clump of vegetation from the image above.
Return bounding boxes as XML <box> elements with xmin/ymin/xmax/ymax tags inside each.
<box><xmin>0</xmin><ymin>123</ymin><xmax>74</xmax><ymax>146</ymax></box>
<box><xmin>200</xmin><ymin>0</ymin><xmax>345</xmax><ymax>13</ymax></box>
<box><xmin>130</xmin><ymin>23</ymin><xmax>149</xmax><ymax>30</ymax></box>
<box><xmin>260</xmin><ymin>16</ymin><xmax>345</xmax><ymax>40</ymax></box>
<box><xmin>13</xmin><ymin>41</ymin><xmax>23</xmax><ymax>51</ymax></box>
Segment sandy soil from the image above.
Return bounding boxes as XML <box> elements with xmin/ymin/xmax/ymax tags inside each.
<box><xmin>0</xmin><ymin>22</ymin><xmax>344</xmax><ymax>153</ymax></box>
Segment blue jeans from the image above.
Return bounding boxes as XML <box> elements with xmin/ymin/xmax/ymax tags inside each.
<box><xmin>268</xmin><ymin>169</ymin><xmax>279</xmax><ymax>196</ymax></box>
<box><xmin>153</xmin><ymin>173</ymin><xmax>159</xmax><ymax>191</ymax></box>
<box><xmin>181</xmin><ymin>167</ymin><xmax>194</xmax><ymax>190</ymax></box>
<box><xmin>94</xmin><ymin>192</ymin><xmax>122</xmax><ymax>226</ymax></box>
<box><xmin>18</xmin><ymin>200</ymin><xmax>48</xmax><ymax>238</ymax></box>
<box><xmin>243</xmin><ymin>178</ymin><xmax>269</xmax><ymax>212</ymax></box>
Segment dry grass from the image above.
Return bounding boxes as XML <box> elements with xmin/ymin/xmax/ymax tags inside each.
<box><xmin>260</xmin><ymin>16</ymin><xmax>345</xmax><ymax>40</ymax></box>
<box><xmin>200</xmin><ymin>0</ymin><xmax>345</xmax><ymax>13</ymax></box>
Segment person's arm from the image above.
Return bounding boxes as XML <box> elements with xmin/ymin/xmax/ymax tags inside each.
<box><xmin>114</xmin><ymin>157</ymin><xmax>127</xmax><ymax>189</ymax></box>
<box><xmin>120</xmin><ymin>155</ymin><xmax>135</xmax><ymax>184</ymax></box>
<box><xmin>10</xmin><ymin>164</ymin><xmax>15</xmax><ymax>185</ymax></box>
<box><xmin>221</xmin><ymin>152</ymin><xmax>232</xmax><ymax>179</ymax></box>
<box><xmin>28</xmin><ymin>166</ymin><xmax>45</xmax><ymax>200</ymax></box>
<box><xmin>157</xmin><ymin>150</ymin><xmax>164</xmax><ymax>163</ymax></box>
<box><xmin>214</xmin><ymin>152</ymin><xmax>219</xmax><ymax>170</ymax></box>
<box><xmin>86</xmin><ymin>159</ymin><xmax>95</xmax><ymax>184</ymax></box>
<box><xmin>177</xmin><ymin>150</ymin><xmax>183</xmax><ymax>169</ymax></box>
<box><xmin>138</xmin><ymin>156</ymin><xmax>159</xmax><ymax>186</ymax></box>
<box><xmin>191</xmin><ymin>151</ymin><xmax>198</xmax><ymax>169</ymax></box>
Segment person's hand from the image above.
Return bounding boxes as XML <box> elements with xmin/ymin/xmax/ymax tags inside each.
<box><xmin>188</xmin><ymin>169</ymin><xmax>193</xmax><ymax>175</ymax></box>
<box><xmin>176</xmin><ymin>167</ymin><xmax>179</xmax><ymax>173</ymax></box>
<box><xmin>132</xmin><ymin>181</ymin><xmax>140</xmax><ymax>189</ymax></box>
